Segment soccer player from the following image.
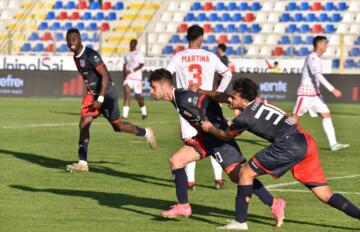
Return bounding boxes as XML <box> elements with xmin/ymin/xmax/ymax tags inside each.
<box><xmin>149</xmin><ymin>69</ymin><xmax>286</xmax><ymax>228</ymax></box>
<box><xmin>292</xmin><ymin>36</ymin><xmax>349</xmax><ymax>151</ymax></box>
<box><xmin>65</xmin><ymin>28</ymin><xmax>156</xmax><ymax>172</ymax></box>
<box><xmin>166</xmin><ymin>25</ymin><xmax>232</xmax><ymax>190</ymax></box>
<box><xmin>202</xmin><ymin>78</ymin><xmax>360</xmax><ymax>230</ymax></box>
<box><xmin>122</xmin><ymin>39</ymin><xmax>147</xmax><ymax>120</ymax></box>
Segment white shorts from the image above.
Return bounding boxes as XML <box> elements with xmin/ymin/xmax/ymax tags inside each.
<box><xmin>293</xmin><ymin>95</ymin><xmax>330</xmax><ymax>117</ymax></box>
<box><xmin>124</xmin><ymin>79</ymin><xmax>143</xmax><ymax>95</ymax></box>
<box><xmin>179</xmin><ymin>115</ymin><xmax>198</xmax><ymax>139</ymax></box>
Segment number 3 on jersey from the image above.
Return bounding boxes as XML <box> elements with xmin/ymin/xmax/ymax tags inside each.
<box><xmin>188</xmin><ymin>64</ymin><xmax>202</xmax><ymax>86</ymax></box>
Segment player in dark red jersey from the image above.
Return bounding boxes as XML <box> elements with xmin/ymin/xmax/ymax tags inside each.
<box><xmin>202</xmin><ymin>78</ymin><xmax>360</xmax><ymax>230</ymax></box>
<box><xmin>149</xmin><ymin>68</ymin><xmax>286</xmax><ymax>228</ymax></box>
<box><xmin>65</xmin><ymin>28</ymin><xmax>156</xmax><ymax>173</ymax></box>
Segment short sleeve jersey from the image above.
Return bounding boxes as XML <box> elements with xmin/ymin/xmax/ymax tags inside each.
<box><xmin>166</xmin><ymin>49</ymin><xmax>230</xmax><ymax>91</ymax></box>
<box><xmin>123</xmin><ymin>50</ymin><xmax>145</xmax><ymax>80</ymax></box>
<box><xmin>230</xmin><ymin>98</ymin><xmax>299</xmax><ymax>142</ymax></box>
<box><xmin>73</xmin><ymin>46</ymin><xmax>115</xmax><ymax>95</ymax></box>
<box><xmin>297</xmin><ymin>52</ymin><xmax>322</xmax><ymax>96</ymax></box>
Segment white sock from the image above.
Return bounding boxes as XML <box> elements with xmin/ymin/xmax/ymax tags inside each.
<box><xmin>322</xmin><ymin>118</ymin><xmax>337</xmax><ymax>147</ymax></box>
<box><xmin>210</xmin><ymin>156</ymin><xmax>223</xmax><ymax>180</ymax></box>
<box><xmin>123</xmin><ymin>106</ymin><xmax>129</xmax><ymax>118</ymax></box>
<box><xmin>140</xmin><ymin>106</ymin><xmax>147</xmax><ymax>115</ymax></box>
<box><xmin>185</xmin><ymin>161</ymin><xmax>196</xmax><ymax>183</ymax></box>
<box><xmin>79</xmin><ymin>160</ymin><xmax>88</xmax><ymax>165</ymax></box>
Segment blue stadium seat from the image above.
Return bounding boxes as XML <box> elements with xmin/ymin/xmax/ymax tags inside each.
<box><xmin>57</xmin><ymin>44</ymin><xmax>68</xmax><ymax>52</ymax></box>
<box><xmin>94</xmin><ymin>12</ymin><xmax>104</xmax><ymax>20</ymax></box>
<box><xmin>238</xmin><ymin>24</ymin><xmax>247</xmax><ymax>33</ymax></box>
<box><xmin>294</xmin><ymin>13</ymin><xmax>303</xmax><ymax>22</ymax></box>
<box><xmin>293</xmin><ymin>35</ymin><xmax>303</xmax><ymax>45</ymax></box>
<box><xmin>235</xmin><ymin>46</ymin><xmax>246</xmax><ymax>55</ymax></box>
<box><xmin>191</xmin><ymin>2</ymin><xmax>202</xmax><ymax>10</ymax></box>
<box><xmin>29</xmin><ymin>32</ymin><xmax>39</xmax><ymax>41</ymax></box>
<box><xmin>33</xmin><ymin>43</ymin><xmax>44</xmax><ymax>52</ymax></box>
<box><xmin>324</xmin><ymin>2</ymin><xmax>335</xmax><ymax>11</ymax></box>
<box><xmin>239</xmin><ymin>2</ymin><xmax>249</xmax><ymax>10</ymax></box>
<box><xmin>279</xmin><ymin>35</ymin><xmax>290</xmax><ymax>44</ymax></box>
<box><xmin>184</xmin><ymin>13</ymin><xmax>195</xmax><ymax>21</ymax></box>
<box><xmin>198</xmin><ymin>13</ymin><xmax>207</xmax><ymax>21</ymax></box>
<box><xmin>286</xmin><ymin>24</ymin><xmax>297</xmax><ymax>33</ymax></box>
<box><xmin>82</xmin><ymin>12</ymin><xmax>92</xmax><ymax>20</ymax></box>
<box><xmin>53</xmin><ymin>1</ymin><xmax>63</xmax><ymax>9</ymax></box>
<box><xmin>181</xmin><ymin>35</ymin><xmax>188</xmax><ymax>43</ymax></box>
<box><xmin>285</xmin><ymin>47</ymin><xmax>296</xmax><ymax>56</ymax></box>
<box><xmin>252</xmin><ymin>2</ymin><xmax>261</xmax><ymax>11</ymax></box>
<box><xmin>305</xmin><ymin>36</ymin><xmax>314</xmax><ymax>45</ymax></box>
<box><xmin>213</xmin><ymin>24</ymin><xmax>224</xmax><ymax>33</ymax></box>
<box><xmin>55</xmin><ymin>32</ymin><xmax>64</xmax><ymax>41</ymax></box>
<box><xmin>319</xmin><ymin>13</ymin><xmax>329</xmax><ymax>22</ymax></box>
<box><xmin>299</xmin><ymin>2</ymin><xmax>309</xmax><ymax>10</ymax></box>
<box><xmin>90</xmin><ymin>1</ymin><xmax>101</xmax><ymax>9</ymax></box>
<box><xmin>225</xmin><ymin>46</ymin><xmax>234</xmax><ymax>55</ymax></box>
<box><xmin>66</xmin><ymin>1</ymin><xmax>76</xmax><ymax>9</ymax></box>
<box><xmin>232</xmin><ymin>13</ymin><xmax>242</xmax><ymax>21</ymax></box>
<box><xmin>243</xmin><ymin>35</ymin><xmax>253</xmax><ymax>44</ymax></box>
<box><xmin>331</xmin><ymin>13</ymin><xmax>341</xmax><ymax>22</ymax></box>
<box><xmin>87</xmin><ymin>44</ymin><xmax>94</xmax><ymax>49</ymax></box>
<box><xmin>324</xmin><ymin>24</ymin><xmax>336</xmax><ymax>33</ymax></box>
<box><xmin>64</xmin><ymin>22</ymin><xmax>73</xmax><ymax>30</ymax></box>
<box><xmin>107</xmin><ymin>12</ymin><xmax>117</xmax><ymax>20</ymax></box>
<box><xmin>92</xmin><ymin>33</ymin><xmax>100</xmax><ymax>42</ymax></box>
<box><xmin>205</xmin><ymin>35</ymin><xmax>216</xmax><ymax>43</ymax></box>
<box><xmin>212</xmin><ymin>47</ymin><xmax>217</xmax><ymax>54</ymax></box>
<box><xmin>76</xmin><ymin>22</ymin><xmax>85</xmax><ymax>30</ymax></box>
<box><xmin>226</xmin><ymin>24</ymin><xmax>236</xmax><ymax>33</ymax></box>
<box><xmin>170</xmin><ymin>34</ymin><xmax>181</xmax><ymax>43</ymax></box>
<box><xmin>280</xmin><ymin>13</ymin><xmax>291</xmax><ymax>22</ymax></box>
<box><xmin>87</xmin><ymin>23</ymin><xmax>98</xmax><ymax>31</ymax></box>
<box><xmin>221</xmin><ymin>13</ymin><xmax>231</xmax><ymax>22</ymax></box>
<box><xmin>21</xmin><ymin>43</ymin><xmax>31</xmax><ymax>52</ymax></box>
<box><xmin>298</xmin><ymin>47</ymin><xmax>309</xmax><ymax>56</ymax></box>
<box><xmin>163</xmin><ymin>45</ymin><xmax>174</xmax><ymax>54</ymax></box>
<box><xmin>230</xmin><ymin>35</ymin><xmax>240</xmax><ymax>44</ymax></box>
<box><xmin>38</xmin><ymin>22</ymin><xmax>48</xmax><ymax>30</ymax></box>
<box><xmin>202</xmin><ymin>45</ymin><xmax>209</xmax><ymax>51</ymax></box>
<box><xmin>287</xmin><ymin>2</ymin><xmax>297</xmax><ymax>11</ymax></box>
<box><xmin>337</xmin><ymin>2</ymin><xmax>348</xmax><ymax>11</ymax></box>
<box><xmin>81</xmin><ymin>33</ymin><xmax>89</xmax><ymax>41</ymax></box>
<box><xmin>46</xmin><ymin>11</ymin><xmax>55</xmax><ymax>20</ymax></box>
<box><xmin>113</xmin><ymin>2</ymin><xmax>124</xmax><ymax>10</ymax></box>
<box><xmin>355</xmin><ymin>36</ymin><xmax>360</xmax><ymax>45</ymax></box>
<box><xmin>209</xmin><ymin>13</ymin><xmax>218</xmax><ymax>21</ymax></box>
<box><xmin>228</xmin><ymin>2</ymin><xmax>238</xmax><ymax>11</ymax></box>
<box><xmin>349</xmin><ymin>48</ymin><xmax>360</xmax><ymax>57</ymax></box>
<box><xmin>332</xmin><ymin>59</ymin><xmax>340</xmax><ymax>68</ymax></box>
<box><xmin>300</xmin><ymin>24</ymin><xmax>310</xmax><ymax>33</ymax></box>
<box><xmin>249</xmin><ymin>24</ymin><xmax>261</xmax><ymax>33</ymax></box>
<box><xmin>215</xmin><ymin>2</ymin><xmax>226</xmax><ymax>11</ymax></box>
<box><xmin>51</xmin><ymin>22</ymin><xmax>61</xmax><ymax>30</ymax></box>
<box><xmin>306</xmin><ymin>13</ymin><xmax>317</xmax><ymax>22</ymax></box>
<box><xmin>345</xmin><ymin>59</ymin><xmax>355</xmax><ymax>68</ymax></box>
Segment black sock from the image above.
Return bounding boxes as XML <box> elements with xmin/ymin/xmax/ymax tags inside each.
<box><xmin>252</xmin><ymin>178</ymin><xmax>274</xmax><ymax>208</ymax></box>
<box><xmin>78</xmin><ymin>142</ymin><xmax>88</xmax><ymax>161</ymax></box>
<box><xmin>136</xmin><ymin>127</ymin><xmax>146</xmax><ymax>136</ymax></box>
<box><xmin>172</xmin><ymin>168</ymin><xmax>188</xmax><ymax>204</ymax></box>
<box><xmin>328</xmin><ymin>193</ymin><xmax>360</xmax><ymax>219</ymax></box>
<box><xmin>236</xmin><ymin>185</ymin><xmax>253</xmax><ymax>223</ymax></box>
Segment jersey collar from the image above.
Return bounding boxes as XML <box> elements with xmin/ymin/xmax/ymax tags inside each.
<box><xmin>75</xmin><ymin>45</ymin><xmax>86</xmax><ymax>58</ymax></box>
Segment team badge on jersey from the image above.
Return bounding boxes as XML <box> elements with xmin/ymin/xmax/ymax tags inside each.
<box><xmin>80</xmin><ymin>59</ymin><xmax>85</xmax><ymax>67</ymax></box>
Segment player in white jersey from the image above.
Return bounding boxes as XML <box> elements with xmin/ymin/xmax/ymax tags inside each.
<box><xmin>166</xmin><ymin>25</ymin><xmax>232</xmax><ymax>190</ymax></box>
<box><xmin>122</xmin><ymin>39</ymin><xmax>147</xmax><ymax>119</ymax></box>
<box><xmin>292</xmin><ymin>36</ymin><xmax>349</xmax><ymax>151</ymax></box>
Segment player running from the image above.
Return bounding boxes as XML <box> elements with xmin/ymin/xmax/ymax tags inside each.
<box><xmin>292</xmin><ymin>35</ymin><xmax>349</xmax><ymax>151</ymax></box>
<box><xmin>202</xmin><ymin>78</ymin><xmax>360</xmax><ymax>230</ymax></box>
<box><xmin>149</xmin><ymin>69</ymin><xmax>286</xmax><ymax>228</ymax></box>
<box><xmin>122</xmin><ymin>39</ymin><xmax>147</xmax><ymax>120</ymax></box>
<box><xmin>166</xmin><ymin>25</ymin><xmax>232</xmax><ymax>190</ymax></box>
<box><xmin>65</xmin><ymin>28</ymin><xmax>156</xmax><ymax>173</ymax></box>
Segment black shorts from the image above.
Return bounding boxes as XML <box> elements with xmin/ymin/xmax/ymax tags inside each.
<box><xmin>248</xmin><ymin>133</ymin><xmax>307</xmax><ymax>178</ymax></box>
<box><xmin>185</xmin><ymin>135</ymin><xmax>245</xmax><ymax>173</ymax></box>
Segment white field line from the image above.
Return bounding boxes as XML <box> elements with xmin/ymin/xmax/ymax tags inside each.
<box><xmin>267</xmin><ymin>174</ymin><xmax>360</xmax><ymax>189</ymax></box>
<box><xmin>269</xmin><ymin>189</ymin><xmax>360</xmax><ymax>195</ymax></box>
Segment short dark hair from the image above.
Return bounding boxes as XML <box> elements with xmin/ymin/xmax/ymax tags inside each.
<box><xmin>233</xmin><ymin>78</ymin><xmax>258</xmax><ymax>101</ymax></box>
<box><xmin>66</xmin><ymin>28</ymin><xmax>80</xmax><ymax>36</ymax></box>
<box><xmin>313</xmin><ymin>36</ymin><xmax>327</xmax><ymax>48</ymax></box>
<box><xmin>149</xmin><ymin>68</ymin><xmax>172</xmax><ymax>84</ymax></box>
<box><xmin>218</xmin><ymin>43</ymin><xmax>227</xmax><ymax>52</ymax></box>
<box><xmin>274</xmin><ymin>61</ymin><xmax>279</xmax><ymax>65</ymax></box>
<box><xmin>186</xmin><ymin>25</ymin><xmax>204</xmax><ymax>42</ymax></box>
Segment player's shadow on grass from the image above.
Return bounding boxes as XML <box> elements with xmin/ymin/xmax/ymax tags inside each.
<box><xmin>11</xmin><ymin>185</ymin><xmax>274</xmax><ymax>226</ymax></box>
<box><xmin>49</xmin><ymin>110</ymin><xmax>79</xmax><ymax>116</ymax></box>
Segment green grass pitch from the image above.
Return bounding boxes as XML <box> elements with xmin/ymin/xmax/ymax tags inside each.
<box><xmin>0</xmin><ymin>98</ymin><xmax>359</xmax><ymax>232</ymax></box>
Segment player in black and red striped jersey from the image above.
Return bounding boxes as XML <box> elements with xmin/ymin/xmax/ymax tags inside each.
<box><xmin>65</xmin><ymin>28</ymin><xmax>156</xmax><ymax>173</ymax></box>
<box><xmin>202</xmin><ymin>78</ymin><xmax>360</xmax><ymax>230</ymax></box>
<box><xmin>149</xmin><ymin>68</ymin><xmax>286</xmax><ymax>227</ymax></box>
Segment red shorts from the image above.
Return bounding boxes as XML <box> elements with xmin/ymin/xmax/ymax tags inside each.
<box><xmin>291</xmin><ymin>130</ymin><xmax>328</xmax><ymax>187</ymax></box>
<box><xmin>80</xmin><ymin>93</ymin><xmax>100</xmax><ymax>118</ymax></box>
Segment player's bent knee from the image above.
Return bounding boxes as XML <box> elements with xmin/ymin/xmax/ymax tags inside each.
<box><xmin>311</xmin><ymin>186</ymin><xmax>333</xmax><ymax>203</ymax></box>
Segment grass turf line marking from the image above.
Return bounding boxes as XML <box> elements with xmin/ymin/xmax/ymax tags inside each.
<box><xmin>269</xmin><ymin>189</ymin><xmax>360</xmax><ymax>195</ymax></box>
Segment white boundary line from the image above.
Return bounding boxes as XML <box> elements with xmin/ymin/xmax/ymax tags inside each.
<box><xmin>269</xmin><ymin>189</ymin><xmax>360</xmax><ymax>195</ymax></box>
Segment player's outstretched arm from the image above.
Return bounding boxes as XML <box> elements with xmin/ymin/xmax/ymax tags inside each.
<box><xmin>201</xmin><ymin>121</ymin><xmax>235</xmax><ymax>141</ymax></box>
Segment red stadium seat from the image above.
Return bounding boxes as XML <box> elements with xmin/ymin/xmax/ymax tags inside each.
<box><xmin>58</xmin><ymin>11</ymin><xmax>68</xmax><ymax>20</ymax></box>
<box><xmin>203</xmin><ymin>2</ymin><xmax>214</xmax><ymax>11</ymax></box>
<box><xmin>244</xmin><ymin>13</ymin><xmax>255</xmax><ymax>22</ymax></box>
<box><xmin>100</xmin><ymin>22</ymin><xmax>110</xmax><ymax>31</ymax></box>
<box><xmin>175</xmin><ymin>45</ymin><xmax>185</xmax><ymax>52</ymax></box>
<box><xmin>45</xmin><ymin>43</ymin><xmax>54</xmax><ymax>52</ymax></box>
<box><xmin>311</xmin><ymin>2</ymin><xmax>322</xmax><ymax>11</ymax></box>
<box><xmin>41</xmin><ymin>32</ymin><xmax>53</xmax><ymax>41</ymax></box>
<box><xmin>70</xmin><ymin>11</ymin><xmax>80</xmax><ymax>20</ymax></box>
<box><xmin>77</xmin><ymin>1</ymin><xmax>87</xmax><ymax>9</ymax></box>
<box><xmin>178</xmin><ymin>23</ymin><xmax>188</xmax><ymax>33</ymax></box>
<box><xmin>203</xmin><ymin>23</ymin><xmax>212</xmax><ymax>33</ymax></box>
<box><xmin>102</xmin><ymin>1</ymin><xmax>112</xmax><ymax>10</ymax></box>
<box><xmin>272</xmin><ymin>47</ymin><xmax>284</xmax><ymax>56</ymax></box>
<box><xmin>312</xmin><ymin>24</ymin><xmax>323</xmax><ymax>33</ymax></box>
<box><xmin>218</xmin><ymin>35</ymin><xmax>228</xmax><ymax>44</ymax></box>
